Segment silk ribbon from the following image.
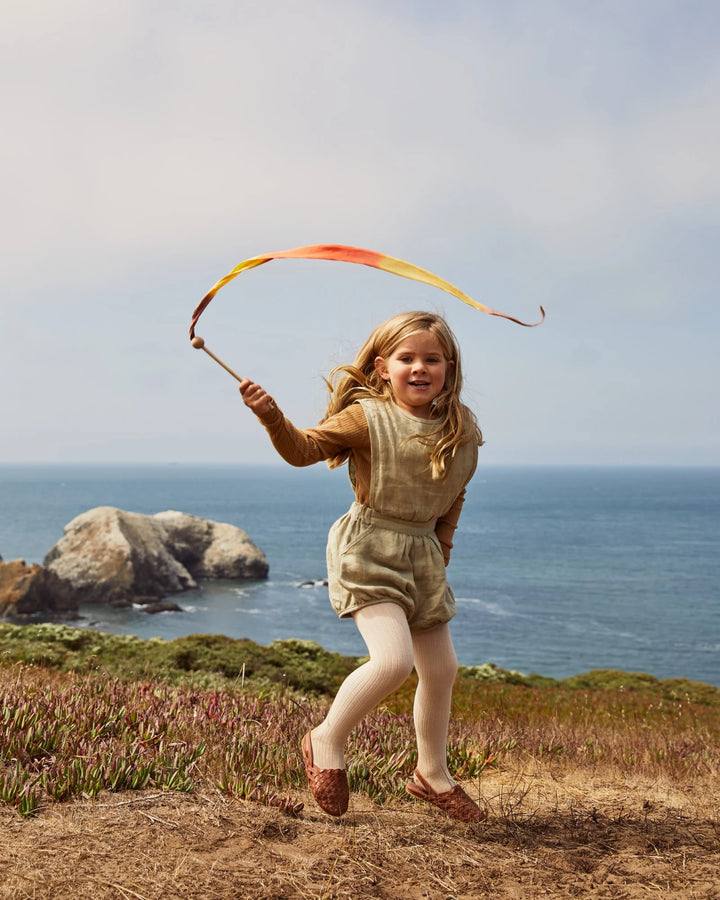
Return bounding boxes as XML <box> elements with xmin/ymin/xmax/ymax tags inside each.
<box><xmin>189</xmin><ymin>243</ymin><xmax>544</xmax><ymax>339</ymax></box>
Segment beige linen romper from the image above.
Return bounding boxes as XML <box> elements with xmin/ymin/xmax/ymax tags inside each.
<box><xmin>326</xmin><ymin>398</ymin><xmax>478</xmax><ymax>631</ymax></box>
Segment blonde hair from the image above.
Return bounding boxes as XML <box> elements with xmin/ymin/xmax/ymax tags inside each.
<box><xmin>322</xmin><ymin>311</ymin><xmax>482</xmax><ymax>479</ymax></box>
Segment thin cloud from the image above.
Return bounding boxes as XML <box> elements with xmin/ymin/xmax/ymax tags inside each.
<box><xmin>1</xmin><ymin>0</ymin><xmax>719</xmax><ymax>463</ymax></box>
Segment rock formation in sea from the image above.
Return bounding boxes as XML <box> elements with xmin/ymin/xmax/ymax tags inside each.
<box><xmin>0</xmin><ymin>559</ymin><xmax>78</xmax><ymax>618</ymax></box>
<box><xmin>0</xmin><ymin>507</ymin><xmax>268</xmax><ymax>618</ymax></box>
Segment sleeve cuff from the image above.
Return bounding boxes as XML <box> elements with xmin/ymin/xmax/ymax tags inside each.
<box><xmin>256</xmin><ymin>401</ymin><xmax>282</xmax><ymax>427</ymax></box>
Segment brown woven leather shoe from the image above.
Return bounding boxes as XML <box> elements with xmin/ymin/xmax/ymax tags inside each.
<box><xmin>302</xmin><ymin>731</ymin><xmax>349</xmax><ymax>817</ymax></box>
<box><xmin>406</xmin><ymin>769</ymin><xmax>486</xmax><ymax>822</ymax></box>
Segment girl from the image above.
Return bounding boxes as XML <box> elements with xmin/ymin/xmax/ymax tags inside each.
<box><xmin>239</xmin><ymin>311</ymin><xmax>484</xmax><ymax>822</ymax></box>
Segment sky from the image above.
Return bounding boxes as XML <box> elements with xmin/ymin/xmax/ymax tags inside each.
<box><xmin>1</xmin><ymin>0</ymin><xmax>719</xmax><ymax>467</ymax></box>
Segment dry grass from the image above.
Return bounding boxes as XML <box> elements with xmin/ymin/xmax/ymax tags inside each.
<box><xmin>2</xmin><ymin>769</ymin><xmax>719</xmax><ymax>899</ymax></box>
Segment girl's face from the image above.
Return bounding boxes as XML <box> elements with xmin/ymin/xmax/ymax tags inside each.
<box><xmin>374</xmin><ymin>330</ymin><xmax>452</xmax><ymax>418</ymax></box>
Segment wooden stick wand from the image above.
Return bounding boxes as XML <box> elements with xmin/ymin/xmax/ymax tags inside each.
<box><xmin>190</xmin><ymin>336</ymin><xmax>243</xmax><ymax>384</ymax></box>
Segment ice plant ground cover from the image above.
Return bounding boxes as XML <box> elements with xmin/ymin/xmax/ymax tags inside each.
<box><xmin>0</xmin><ymin>659</ymin><xmax>503</xmax><ymax>817</ymax></box>
<box><xmin>1</xmin><ymin>624</ymin><xmax>719</xmax><ymax>819</ymax></box>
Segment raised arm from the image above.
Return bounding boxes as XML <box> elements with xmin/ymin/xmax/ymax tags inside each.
<box><xmin>239</xmin><ymin>381</ymin><xmax>369</xmax><ymax>467</ymax></box>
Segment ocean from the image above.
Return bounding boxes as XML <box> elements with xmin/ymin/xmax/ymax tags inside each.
<box><xmin>1</xmin><ymin>464</ymin><xmax>718</xmax><ymax>687</ymax></box>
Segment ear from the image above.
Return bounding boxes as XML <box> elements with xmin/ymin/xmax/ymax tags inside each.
<box><xmin>374</xmin><ymin>356</ymin><xmax>390</xmax><ymax>381</ymax></box>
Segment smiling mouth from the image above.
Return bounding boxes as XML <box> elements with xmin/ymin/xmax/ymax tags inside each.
<box><xmin>409</xmin><ymin>381</ymin><xmax>430</xmax><ymax>388</ymax></box>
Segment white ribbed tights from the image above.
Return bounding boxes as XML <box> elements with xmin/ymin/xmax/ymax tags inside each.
<box><xmin>309</xmin><ymin>602</ymin><xmax>458</xmax><ymax>793</ymax></box>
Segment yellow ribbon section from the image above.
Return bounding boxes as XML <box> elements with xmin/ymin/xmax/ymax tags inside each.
<box><xmin>190</xmin><ymin>243</ymin><xmax>544</xmax><ymax>338</ymax></box>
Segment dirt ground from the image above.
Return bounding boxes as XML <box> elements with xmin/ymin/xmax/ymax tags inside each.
<box><xmin>2</xmin><ymin>766</ymin><xmax>719</xmax><ymax>900</ymax></box>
